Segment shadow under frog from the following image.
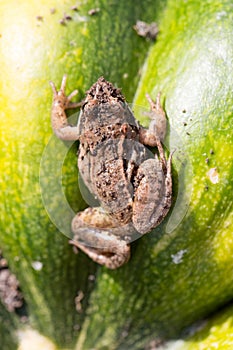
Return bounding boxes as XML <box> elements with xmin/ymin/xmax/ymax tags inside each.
<box><xmin>50</xmin><ymin>76</ymin><xmax>172</xmax><ymax>269</ymax></box>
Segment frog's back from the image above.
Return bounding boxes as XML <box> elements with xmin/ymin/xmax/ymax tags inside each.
<box><xmin>77</xmin><ymin>77</ymin><xmax>151</xmax><ymax>224</ymax></box>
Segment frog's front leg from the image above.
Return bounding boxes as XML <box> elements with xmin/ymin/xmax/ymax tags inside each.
<box><xmin>70</xmin><ymin>207</ymin><xmax>131</xmax><ymax>269</ymax></box>
<box><xmin>139</xmin><ymin>92</ymin><xmax>166</xmax><ymax>141</ymax></box>
<box><xmin>139</xmin><ymin>94</ymin><xmax>169</xmax><ymax>176</ymax></box>
<box><xmin>50</xmin><ymin>75</ymin><xmax>82</xmax><ymax>141</ymax></box>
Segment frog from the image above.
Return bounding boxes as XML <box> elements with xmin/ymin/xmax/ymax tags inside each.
<box><xmin>50</xmin><ymin>75</ymin><xmax>172</xmax><ymax>269</ymax></box>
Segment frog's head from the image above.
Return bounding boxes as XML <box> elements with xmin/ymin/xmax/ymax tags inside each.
<box><xmin>85</xmin><ymin>77</ymin><xmax>125</xmax><ymax>105</ymax></box>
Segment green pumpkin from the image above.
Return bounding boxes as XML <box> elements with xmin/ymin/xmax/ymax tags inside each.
<box><xmin>0</xmin><ymin>0</ymin><xmax>232</xmax><ymax>349</ymax></box>
<box><xmin>77</xmin><ymin>1</ymin><xmax>233</xmax><ymax>349</ymax></box>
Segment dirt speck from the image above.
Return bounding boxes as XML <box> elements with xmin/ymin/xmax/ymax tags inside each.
<box><xmin>75</xmin><ymin>290</ymin><xmax>84</xmax><ymax>313</ymax></box>
<box><xmin>64</xmin><ymin>13</ymin><xmax>72</xmax><ymax>21</ymax></box>
<box><xmin>36</xmin><ymin>15</ymin><xmax>43</xmax><ymax>21</ymax></box>
<box><xmin>59</xmin><ymin>18</ymin><xmax>66</xmax><ymax>25</ymax></box>
<box><xmin>71</xmin><ymin>6</ymin><xmax>79</xmax><ymax>11</ymax></box>
<box><xmin>88</xmin><ymin>8</ymin><xmax>100</xmax><ymax>16</ymax></box>
<box><xmin>50</xmin><ymin>8</ymin><xmax>56</xmax><ymax>14</ymax></box>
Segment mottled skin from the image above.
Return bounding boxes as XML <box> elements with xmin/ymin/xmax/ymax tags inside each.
<box><xmin>50</xmin><ymin>75</ymin><xmax>172</xmax><ymax>269</ymax></box>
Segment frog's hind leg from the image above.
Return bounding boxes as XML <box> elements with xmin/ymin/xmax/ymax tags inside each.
<box><xmin>70</xmin><ymin>237</ymin><xmax>130</xmax><ymax>270</ymax></box>
<box><xmin>132</xmin><ymin>152</ymin><xmax>173</xmax><ymax>235</ymax></box>
<box><xmin>70</xmin><ymin>207</ymin><xmax>130</xmax><ymax>269</ymax></box>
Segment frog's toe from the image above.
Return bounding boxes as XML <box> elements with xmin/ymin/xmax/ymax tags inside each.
<box><xmin>49</xmin><ymin>80</ymin><xmax>58</xmax><ymax>96</ymax></box>
<box><xmin>60</xmin><ymin>74</ymin><xmax>67</xmax><ymax>92</ymax></box>
<box><xmin>67</xmin><ymin>89</ymin><xmax>78</xmax><ymax>101</ymax></box>
<box><xmin>66</xmin><ymin>89</ymin><xmax>82</xmax><ymax>109</ymax></box>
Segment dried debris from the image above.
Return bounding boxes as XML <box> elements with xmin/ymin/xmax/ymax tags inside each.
<box><xmin>134</xmin><ymin>20</ymin><xmax>159</xmax><ymax>41</ymax></box>
<box><xmin>0</xmin><ymin>251</ymin><xmax>24</xmax><ymax>312</ymax></box>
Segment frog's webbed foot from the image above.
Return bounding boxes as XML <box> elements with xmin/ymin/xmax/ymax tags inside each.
<box><xmin>50</xmin><ymin>75</ymin><xmax>82</xmax><ymax>141</ymax></box>
<box><xmin>70</xmin><ymin>207</ymin><xmax>131</xmax><ymax>269</ymax></box>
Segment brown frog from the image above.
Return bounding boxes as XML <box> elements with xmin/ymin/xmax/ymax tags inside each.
<box><xmin>50</xmin><ymin>75</ymin><xmax>172</xmax><ymax>269</ymax></box>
